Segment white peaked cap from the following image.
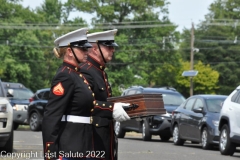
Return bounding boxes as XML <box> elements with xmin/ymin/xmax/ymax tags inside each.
<box><xmin>87</xmin><ymin>29</ymin><xmax>118</xmax><ymax>46</ymax></box>
<box><xmin>54</xmin><ymin>28</ymin><xmax>89</xmax><ymax>47</ymax></box>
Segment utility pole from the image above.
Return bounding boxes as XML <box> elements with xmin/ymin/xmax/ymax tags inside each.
<box><xmin>190</xmin><ymin>22</ymin><xmax>195</xmax><ymax>96</ymax></box>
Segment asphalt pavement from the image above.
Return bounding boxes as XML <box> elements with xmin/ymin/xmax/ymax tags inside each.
<box><xmin>1</xmin><ymin>128</ymin><xmax>239</xmax><ymax>160</ymax></box>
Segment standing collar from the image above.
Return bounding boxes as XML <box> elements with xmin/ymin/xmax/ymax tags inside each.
<box><xmin>87</xmin><ymin>55</ymin><xmax>105</xmax><ymax>70</ymax></box>
<box><xmin>62</xmin><ymin>61</ymin><xmax>80</xmax><ymax>72</ymax></box>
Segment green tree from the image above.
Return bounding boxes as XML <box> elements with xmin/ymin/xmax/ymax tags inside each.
<box><xmin>176</xmin><ymin>60</ymin><xmax>219</xmax><ymax>98</ymax></box>
<box><xmin>180</xmin><ymin>0</ymin><xmax>240</xmax><ymax>95</ymax></box>
<box><xmin>65</xmin><ymin>0</ymin><xmax>181</xmax><ymax>96</ymax></box>
<box><xmin>0</xmin><ymin>0</ymin><xmax>43</xmax><ymax>90</ymax></box>
<box><xmin>0</xmin><ymin>0</ymin><xmax>65</xmax><ymax>91</ymax></box>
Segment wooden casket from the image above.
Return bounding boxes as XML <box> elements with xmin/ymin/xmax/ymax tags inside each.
<box><xmin>107</xmin><ymin>93</ymin><xmax>165</xmax><ymax>118</ymax></box>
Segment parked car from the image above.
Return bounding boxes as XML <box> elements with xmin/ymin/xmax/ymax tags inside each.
<box><xmin>114</xmin><ymin>86</ymin><xmax>186</xmax><ymax>141</ymax></box>
<box><xmin>219</xmin><ymin>86</ymin><xmax>240</xmax><ymax>156</ymax></box>
<box><xmin>28</xmin><ymin>88</ymin><xmax>50</xmax><ymax>131</ymax></box>
<box><xmin>0</xmin><ymin>79</ymin><xmax>13</xmax><ymax>153</ymax></box>
<box><xmin>171</xmin><ymin>94</ymin><xmax>227</xmax><ymax>150</ymax></box>
<box><xmin>2</xmin><ymin>82</ymin><xmax>34</xmax><ymax>130</ymax></box>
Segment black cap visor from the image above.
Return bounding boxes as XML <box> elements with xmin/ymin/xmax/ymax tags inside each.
<box><xmin>70</xmin><ymin>40</ymin><xmax>92</xmax><ymax>48</ymax></box>
<box><xmin>98</xmin><ymin>40</ymin><xmax>118</xmax><ymax>47</ymax></box>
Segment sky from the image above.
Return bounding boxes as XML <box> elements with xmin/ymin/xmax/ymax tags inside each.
<box><xmin>20</xmin><ymin>0</ymin><xmax>215</xmax><ymax>31</ymax></box>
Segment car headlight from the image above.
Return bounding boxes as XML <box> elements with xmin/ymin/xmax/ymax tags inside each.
<box><xmin>12</xmin><ymin>104</ymin><xmax>28</xmax><ymax>111</ymax></box>
<box><xmin>0</xmin><ymin>104</ymin><xmax>7</xmax><ymax>112</ymax></box>
<box><xmin>212</xmin><ymin>120</ymin><xmax>219</xmax><ymax>126</ymax></box>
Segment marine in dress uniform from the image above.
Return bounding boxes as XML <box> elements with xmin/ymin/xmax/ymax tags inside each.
<box><xmin>42</xmin><ymin>28</ymin><xmax>130</xmax><ymax>160</ymax></box>
<box><xmin>79</xmin><ymin>29</ymin><xmax>125</xmax><ymax>160</ymax></box>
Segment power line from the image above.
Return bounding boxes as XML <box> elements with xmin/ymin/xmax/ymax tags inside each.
<box><xmin>0</xmin><ymin>38</ymin><xmax>239</xmax><ymax>46</ymax></box>
<box><xmin>0</xmin><ymin>20</ymin><xmax>171</xmax><ymax>25</ymax></box>
<box><xmin>1</xmin><ymin>20</ymin><xmax>239</xmax><ymax>31</ymax></box>
<box><xmin>0</xmin><ymin>24</ymin><xmax>176</xmax><ymax>30</ymax></box>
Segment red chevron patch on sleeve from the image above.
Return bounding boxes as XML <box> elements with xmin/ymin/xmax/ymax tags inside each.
<box><xmin>53</xmin><ymin>82</ymin><xmax>64</xmax><ymax>96</ymax></box>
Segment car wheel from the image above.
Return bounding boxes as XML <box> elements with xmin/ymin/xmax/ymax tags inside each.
<box><xmin>172</xmin><ymin>124</ymin><xmax>184</xmax><ymax>145</ymax></box>
<box><xmin>114</xmin><ymin>121</ymin><xmax>125</xmax><ymax>138</ymax></box>
<box><xmin>219</xmin><ymin>124</ymin><xmax>236</xmax><ymax>155</ymax></box>
<box><xmin>1</xmin><ymin>125</ymin><xmax>14</xmax><ymax>153</ymax></box>
<box><xmin>201</xmin><ymin>127</ymin><xmax>213</xmax><ymax>150</ymax></box>
<box><xmin>159</xmin><ymin>133</ymin><xmax>171</xmax><ymax>141</ymax></box>
<box><xmin>142</xmin><ymin>120</ymin><xmax>151</xmax><ymax>141</ymax></box>
<box><xmin>13</xmin><ymin>122</ymin><xmax>19</xmax><ymax>130</ymax></box>
<box><xmin>29</xmin><ymin>112</ymin><xmax>42</xmax><ymax>131</ymax></box>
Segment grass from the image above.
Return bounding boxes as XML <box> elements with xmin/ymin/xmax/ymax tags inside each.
<box><xmin>17</xmin><ymin>125</ymin><xmax>30</xmax><ymax>131</ymax></box>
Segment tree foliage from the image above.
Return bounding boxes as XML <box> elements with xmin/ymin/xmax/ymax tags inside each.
<box><xmin>0</xmin><ymin>0</ymin><xmax>222</xmax><ymax>97</ymax></box>
<box><xmin>180</xmin><ymin>0</ymin><xmax>240</xmax><ymax>95</ymax></box>
<box><xmin>176</xmin><ymin>60</ymin><xmax>219</xmax><ymax>97</ymax></box>
<box><xmin>64</xmin><ymin>0</ymin><xmax>181</xmax><ymax>95</ymax></box>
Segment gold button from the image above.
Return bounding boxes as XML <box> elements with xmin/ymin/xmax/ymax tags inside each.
<box><xmin>79</xmin><ymin>74</ymin><xmax>82</xmax><ymax>77</ymax></box>
<box><xmin>101</xmin><ymin>88</ymin><xmax>104</xmax><ymax>90</ymax></box>
<box><xmin>108</xmin><ymin>86</ymin><xmax>110</xmax><ymax>88</ymax></box>
<box><xmin>48</xmin><ymin>157</ymin><xmax>51</xmax><ymax>160</ymax></box>
<box><xmin>75</xmin><ymin>67</ymin><xmax>78</xmax><ymax>71</ymax></box>
<box><xmin>47</xmin><ymin>144</ymin><xmax>50</xmax><ymax>147</ymax></box>
<box><xmin>96</xmin><ymin>124</ymin><xmax>98</xmax><ymax>126</ymax></box>
<box><xmin>88</xmin><ymin>63</ymin><xmax>90</xmax><ymax>65</ymax></box>
<box><xmin>105</xmin><ymin>79</ymin><xmax>107</xmax><ymax>82</ymax></box>
<box><xmin>90</xmin><ymin>117</ymin><xmax>93</xmax><ymax>124</ymax></box>
<box><xmin>88</xmin><ymin>86</ymin><xmax>91</xmax><ymax>89</ymax></box>
<box><xmin>48</xmin><ymin>150</ymin><xmax>50</xmax><ymax>152</ymax></box>
<box><xmin>96</xmin><ymin>103</ymin><xmax>98</xmax><ymax>105</ymax></box>
<box><xmin>109</xmin><ymin>105</ymin><xmax>112</xmax><ymax>108</ymax></box>
<box><xmin>93</xmin><ymin>101</ymin><xmax>96</xmax><ymax>105</ymax></box>
<box><xmin>109</xmin><ymin>93</ymin><xmax>111</xmax><ymax>96</ymax></box>
<box><xmin>103</xmin><ymin>104</ymin><xmax>105</xmax><ymax>106</ymax></box>
<box><xmin>91</xmin><ymin>109</ymin><xmax>94</xmax><ymax>112</ymax></box>
<box><xmin>84</xmin><ymin>80</ymin><xmax>87</xmax><ymax>83</ymax></box>
<box><xmin>92</xmin><ymin>93</ymin><xmax>95</xmax><ymax>96</ymax></box>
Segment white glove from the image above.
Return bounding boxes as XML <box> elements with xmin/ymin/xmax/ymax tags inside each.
<box><xmin>113</xmin><ymin>102</ymin><xmax>131</xmax><ymax>122</ymax></box>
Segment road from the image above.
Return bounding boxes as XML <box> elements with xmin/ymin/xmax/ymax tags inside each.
<box><xmin>1</xmin><ymin>128</ymin><xmax>240</xmax><ymax>160</ymax></box>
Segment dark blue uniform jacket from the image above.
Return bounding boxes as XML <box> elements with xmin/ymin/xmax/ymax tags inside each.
<box><xmin>80</xmin><ymin>56</ymin><xmax>117</xmax><ymax>160</ymax></box>
<box><xmin>42</xmin><ymin>61</ymin><xmax>114</xmax><ymax>160</ymax></box>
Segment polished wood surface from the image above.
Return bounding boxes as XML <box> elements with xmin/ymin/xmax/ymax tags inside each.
<box><xmin>107</xmin><ymin>94</ymin><xmax>165</xmax><ymax>118</ymax></box>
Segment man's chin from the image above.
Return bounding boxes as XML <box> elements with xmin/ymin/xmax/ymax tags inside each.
<box><xmin>108</xmin><ymin>57</ymin><xmax>112</xmax><ymax>61</ymax></box>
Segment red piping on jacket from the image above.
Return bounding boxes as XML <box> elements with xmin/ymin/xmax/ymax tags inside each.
<box><xmin>94</xmin><ymin>106</ymin><xmax>113</xmax><ymax>111</ymax></box>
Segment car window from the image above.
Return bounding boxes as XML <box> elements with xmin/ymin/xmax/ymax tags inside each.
<box><xmin>193</xmin><ymin>99</ymin><xmax>204</xmax><ymax>110</ymax></box>
<box><xmin>184</xmin><ymin>98</ymin><xmax>196</xmax><ymax>110</ymax></box>
<box><xmin>42</xmin><ymin>91</ymin><xmax>50</xmax><ymax>100</ymax></box>
<box><xmin>7</xmin><ymin>88</ymin><xmax>34</xmax><ymax>100</ymax></box>
<box><xmin>162</xmin><ymin>93</ymin><xmax>185</xmax><ymax>105</ymax></box>
<box><xmin>37</xmin><ymin>91</ymin><xmax>44</xmax><ymax>99</ymax></box>
<box><xmin>135</xmin><ymin>90</ymin><xmax>142</xmax><ymax>94</ymax></box>
<box><xmin>206</xmin><ymin>98</ymin><xmax>226</xmax><ymax>113</ymax></box>
<box><xmin>0</xmin><ymin>84</ymin><xmax>4</xmax><ymax>97</ymax></box>
<box><xmin>126</xmin><ymin>90</ymin><xmax>136</xmax><ymax>95</ymax></box>
<box><xmin>234</xmin><ymin>90</ymin><xmax>240</xmax><ymax>104</ymax></box>
<box><xmin>231</xmin><ymin>90</ymin><xmax>240</xmax><ymax>102</ymax></box>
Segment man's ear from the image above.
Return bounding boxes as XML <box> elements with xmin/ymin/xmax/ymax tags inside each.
<box><xmin>92</xmin><ymin>46</ymin><xmax>99</xmax><ymax>55</ymax></box>
<box><xmin>66</xmin><ymin>47</ymin><xmax>73</xmax><ymax>56</ymax></box>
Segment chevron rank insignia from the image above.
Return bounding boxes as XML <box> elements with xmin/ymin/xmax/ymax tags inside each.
<box><xmin>53</xmin><ymin>82</ymin><xmax>64</xmax><ymax>96</ymax></box>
